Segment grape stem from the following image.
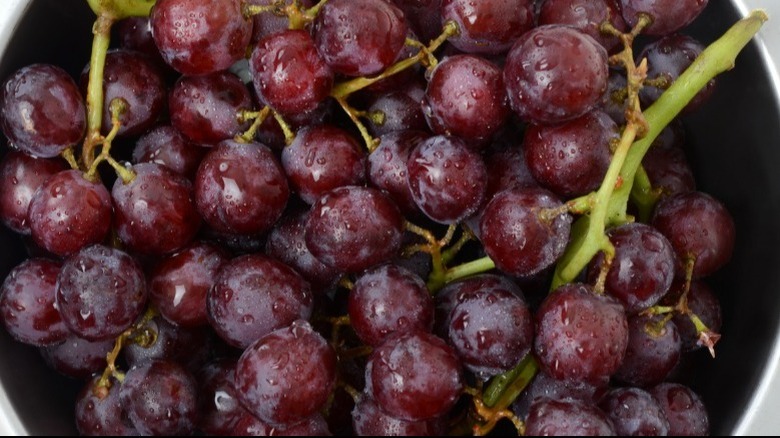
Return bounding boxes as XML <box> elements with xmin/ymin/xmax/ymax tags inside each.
<box><xmin>82</xmin><ymin>13</ymin><xmax>113</xmax><ymax>170</ymax></box>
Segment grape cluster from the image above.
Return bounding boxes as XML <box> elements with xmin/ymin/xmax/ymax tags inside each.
<box><xmin>0</xmin><ymin>0</ymin><xmax>763</xmax><ymax>435</ymax></box>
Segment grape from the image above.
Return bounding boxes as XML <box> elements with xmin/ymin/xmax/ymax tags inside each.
<box><xmin>265</xmin><ymin>209</ymin><xmax>341</xmax><ymax>293</ymax></box>
<box><xmin>148</xmin><ymin>242</ymin><xmax>227</xmax><ymax>327</ymax></box>
<box><xmin>599</xmin><ymin>387</ymin><xmax>670</xmax><ymax>436</ymax></box>
<box><xmin>651</xmin><ymin>191</ymin><xmax>735</xmax><ymax>278</ymax></box>
<box><xmin>587</xmin><ymin>222</ymin><xmax>676</xmax><ymax>313</ymax></box>
<box><xmin>534</xmin><ymin>283</ymin><xmax>628</xmax><ymax>383</ymax></box>
<box><xmin>448</xmin><ymin>287</ymin><xmax>534</xmax><ymax>377</ymax></box>
<box><xmin>197</xmin><ymin>358</ymin><xmax>248</xmax><ymax>436</ymax></box>
<box><xmin>406</xmin><ymin>135</ymin><xmax>488</xmax><ymax>224</ymax></box>
<box><xmin>281</xmin><ymin>125</ymin><xmax>366</xmax><ymax>205</ymax></box>
<box><xmin>150</xmin><ymin>0</ymin><xmax>252</xmax><ymax>75</ymax></box>
<box><xmin>112</xmin><ymin>163</ymin><xmax>201</xmax><ymax>256</ymax></box>
<box><xmin>504</xmin><ymin>25</ymin><xmax>609</xmax><ymax>124</ymax></box>
<box><xmin>75</xmin><ymin>376</ymin><xmax>137</xmax><ymax>436</ymax></box>
<box><xmin>367</xmin><ymin>130</ymin><xmax>429</xmax><ymax>217</ymax></box>
<box><xmin>479</xmin><ymin>187</ymin><xmax>572</xmax><ymax>277</ymax></box>
<box><xmin>313</xmin><ymin>0</ymin><xmax>408</xmax><ymax>76</ymax></box>
<box><xmin>116</xmin><ymin>17</ymin><xmax>167</xmax><ymax>68</ymax></box>
<box><xmin>0</xmin><ymin>258</ymin><xmax>68</xmax><ymax>346</ymax></box>
<box><xmin>352</xmin><ymin>395</ymin><xmax>445</xmax><ymax>436</ymax></box>
<box><xmin>120</xmin><ymin>359</ymin><xmax>199</xmax><ymax>436</ymax></box>
<box><xmin>55</xmin><ymin>245</ymin><xmax>147</xmax><ymax>341</ymax></box>
<box><xmin>525</xmin><ymin>398</ymin><xmax>616</xmax><ymax>436</ymax></box>
<box><xmin>366</xmin><ymin>90</ymin><xmax>428</xmax><ymax>137</ymax></box>
<box><xmin>484</xmin><ymin>145</ymin><xmax>539</xmax><ymax>200</ymax></box>
<box><xmin>0</xmin><ymin>151</ymin><xmax>66</xmax><ymax>234</ymax></box>
<box><xmin>523</xmin><ymin>110</ymin><xmax>617</xmax><ymax>198</ymax></box>
<box><xmin>649</xmin><ymin>382</ymin><xmax>709</xmax><ymax>436</ymax></box>
<box><xmin>305</xmin><ymin>186</ymin><xmax>404</xmax><ymax>273</ymax></box>
<box><xmin>642</xmin><ymin>143</ymin><xmax>696</xmax><ymax>198</ymax></box>
<box><xmin>123</xmin><ymin>317</ymin><xmax>213</xmax><ymax>371</ymax></box>
<box><xmin>207</xmin><ymin>254</ymin><xmax>313</xmax><ymax>349</ymax></box>
<box><xmin>391</xmin><ymin>0</ymin><xmax>442</xmax><ymax>44</ymax></box>
<box><xmin>1</xmin><ymin>64</ymin><xmax>85</xmax><ymax>158</ymax></box>
<box><xmin>27</xmin><ymin>169</ymin><xmax>112</xmax><ymax>257</ymax></box>
<box><xmin>40</xmin><ymin>334</ymin><xmax>114</xmax><ymax>379</ymax></box>
<box><xmin>169</xmin><ymin>72</ymin><xmax>253</xmax><ymax>146</ymax></box>
<box><xmin>248</xmin><ymin>0</ymin><xmax>314</xmax><ymax>44</ymax></box>
<box><xmin>601</xmin><ymin>70</ymin><xmax>629</xmax><ymax>125</ymax></box>
<box><xmin>235</xmin><ymin>320</ymin><xmax>337</xmax><ymax>426</ymax></box>
<box><xmin>670</xmin><ymin>280</ymin><xmax>722</xmax><ymax>352</ymax></box>
<box><xmin>368</xmin><ymin>330</ymin><xmax>463</xmax><ymax>421</ymax></box>
<box><xmin>131</xmin><ymin>125</ymin><xmax>207</xmax><ymax>180</ymax></box>
<box><xmin>614</xmin><ymin>314</ymin><xmax>681</xmax><ymax>387</ymax></box>
<box><xmin>230</xmin><ymin>411</ymin><xmax>331</xmax><ymax>436</ymax></box>
<box><xmin>422</xmin><ymin>55</ymin><xmax>509</xmax><ymax>145</ymax></box>
<box><xmin>440</xmin><ymin>0</ymin><xmax>535</xmax><ymax>55</ymax></box>
<box><xmin>620</xmin><ymin>0</ymin><xmax>709</xmax><ymax>36</ymax></box>
<box><xmin>81</xmin><ymin>50</ymin><xmax>165</xmax><ymax>137</ymax></box>
<box><xmin>538</xmin><ymin>0</ymin><xmax>627</xmax><ymax>52</ymax></box>
<box><xmin>250</xmin><ymin>29</ymin><xmax>334</xmax><ymax>116</ymax></box>
<box><xmin>348</xmin><ymin>263</ymin><xmax>434</xmax><ymax>347</ymax></box>
<box><xmin>194</xmin><ymin>140</ymin><xmax>289</xmax><ymax>236</ymax></box>
<box><xmin>511</xmin><ymin>370</ymin><xmax>608</xmax><ymax>419</ymax></box>
<box><xmin>639</xmin><ymin>35</ymin><xmax>715</xmax><ymax>113</ymax></box>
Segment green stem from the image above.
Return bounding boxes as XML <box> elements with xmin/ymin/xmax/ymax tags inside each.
<box><xmin>440</xmin><ymin>256</ymin><xmax>495</xmax><ymax>285</ymax></box>
<box><xmin>606</xmin><ymin>10</ymin><xmax>768</xmax><ymax>224</ymax></box>
<box><xmin>83</xmin><ymin>13</ymin><xmax>113</xmax><ymax>169</ymax></box>
<box><xmin>86</xmin><ymin>0</ymin><xmax>155</xmax><ymax>19</ymax></box>
<box><xmin>482</xmin><ymin>355</ymin><xmax>538</xmax><ymax>409</ymax></box>
<box><xmin>630</xmin><ymin>165</ymin><xmax>660</xmax><ymax>223</ymax></box>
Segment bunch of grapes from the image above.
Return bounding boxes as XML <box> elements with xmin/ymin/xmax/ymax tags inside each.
<box><xmin>0</xmin><ymin>0</ymin><xmax>767</xmax><ymax>435</ymax></box>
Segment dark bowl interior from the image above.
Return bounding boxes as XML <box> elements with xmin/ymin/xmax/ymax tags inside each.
<box><xmin>0</xmin><ymin>0</ymin><xmax>779</xmax><ymax>435</ymax></box>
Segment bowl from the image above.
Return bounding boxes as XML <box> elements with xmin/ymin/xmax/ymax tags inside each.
<box><xmin>0</xmin><ymin>0</ymin><xmax>779</xmax><ymax>435</ymax></box>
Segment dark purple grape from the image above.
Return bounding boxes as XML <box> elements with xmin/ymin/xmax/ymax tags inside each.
<box><xmin>538</xmin><ymin>0</ymin><xmax>628</xmax><ymax>52</ymax></box>
<box><xmin>642</xmin><ymin>143</ymin><xmax>696</xmax><ymax>198</ymax></box>
<box><xmin>649</xmin><ymin>382</ymin><xmax>709</xmax><ymax>435</ymax></box>
<box><xmin>484</xmin><ymin>145</ymin><xmax>539</xmax><ymax>200</ymax></box>
<box><xmin>207</xmin><ymin>254</ymin><xmax>313</xmax><ymax>349</ymax></box>
<box><xmin>197</xmin><ymin>358</ymin><xmax>248</xmax><ymax>436</ymax></box>
<box><xmin>149</xmin><ymin>242</ymin><xmax>227</xmax><ymax>327</ymax></box>
<box><xmin>524</xmin><ymin>110</ymin><xmax>617</xmax><ymax>198</ymax></box>
<box><xmin>601</xmin><ymin>70</ymin><xmax>629</xmax><ymax>125</ymax></box>
<box><xmin>75</xmin><ymin>376</ymin><xmax>138</xmax><ymax>436</ymax></box>
<box><xmin>1</xmin><ymin>64</ymin><xmax>85</xmax><ymax>158</ymax></box>
<box><xmin>448</xmin><ymin>287</ymin><xmax>534</xmax><ymax>377</ymax></box>
<box><xmin>169</xmin><ymin>72</ymin><xmax>253</xmax><ymax>146</ymax></box>
<box><xmin>639</xmin><ymin>35</ymin><xmax>715</xmax><ymax>113</ymax></box>
<box><xmin>511</xmin><ymin>370</ymin><xmax>608</xmax><ymax>419</ymax></box>
<box><xmin>368</xmin><ymin>330</ymin><xmax>463</xmax><ymax>421</ymax></box>
<box><xmin>651</xmin><ymin>191</ymin><xmax>735</xmax><ymax>278</ymax></box>
<box><xmin>422</xmin><ymin>55</ymin><xmax>509</xmax><ymax>145</ymax></box>
<box><xmin>367</xmin><ymin>130</ymin><xmax>429</xmax><ymax>216</ymax></box>
<box><xmin>599</xmin><ymin>387</ymin><xmax>670</xmax><ymax>436</ymax></box>
<box><xmin>132</xmin><ymin>125</ymin><xmax>207</xmax><ymax>180</ymax></box>
<box><xmin>504</xmin><ymin>25</ymin><xmax>609</xmax><ymax>124</ymax></box>
<box><xmin>235</xmin><ymin>320</ymin><xmax>337</xmax><ymax>426</ymax></box>
<box><xmin>250</xmin><ymin>29</ymin><xmax>334</xmax><ymax>116</ymax></box>
<box><xmin>366</xmin><ymin>91</ymin><xmax>428</xmax><ymax>137</ymax></box>
<box><xmin>348</xmin><ymin>263</ymin><xmax>434</xmax><ymax>347</ymax></box>
<box><xmin>614</xmin><ymin>314</ymin><xmax>681</xmax><ymax>387</ymax></box>
<box><xmin>112</xmin><ymin>163</ymin><xmax>201</xmax><ymax>256</ymax></box>
<box><xmin>620</xmin><ymin>0</ymin><xmax>709</xmax><ymax>36</ymax></box>
<box><xmin>440</xmin><ymin>0</ymin><xmax>534</xmax><ymax>55</ymax></box>
<box><xmin>195</xmin><ymin>140</ymin><xmax>289</xmax><ymax>235</ymax></box>
<box><xmin>525</xmin><ymin>397</ymin><xmax>616</xmax><ymax>436</ymax></box>
<box><xmin>313</xmin><ymin>0</ymin><xmax>408</xmax><ymax>76</ymax></box>
<box><xmin>480</xmin><ymin>187</ymin><xmax>571</xmax><ymax>277</ymax></box>
<box><xmin>534</xmin><ymin>283</ymin><xmax>628</xmax><ymax>383</ymax></box>
<box><xmin>407</xmin><ymin>135</ymin><xmax>487</xmax><ymax>224</ymax></box>
<box><xmin>116</xmin><ymin>17</ymin><xmax>167</xmax><ymax>68</ymax></box>
<box><xmin>81</xmin><ymin>50</ymin><xmax>165</xmax><ymax>137</ymax></box>
<box><xmin>40</xmin><ymin>334</ymin><xmax>114</xmax><ymax>379</ymax></box>
<box><xmin>123</xmin><ymin>317</ymin><xmax>213</xmax><ymax>370</ymax></box>
<box><xmin>281</xmin><ymin>125</ymin><xmax>366</xmax><ymax>205</ymax></box>
<box><xmin>28</xmin><ymin>170</ymin><xmax>112</xmax><ymax>257</ymax></box>
<box><xmin>0</xmin><ymin>151</ymin><xmax>66</xmax><ymax>234</ymax></box>
<box><xmin>305</xmin><ymin>186</ymin><xmax>404</xmax><ymax>273</ymax></box>
<box><xmin>151</xmin><ymin>0</ymin><xmax>252</xmax><ymax>75</ymax></box>
<box><xmin>248</xmin><ymin>0</ymin><xmax>314</xmax><ymax>44</ymax></box>
<box><xmin>231</xmin><ymin>411</ymin><xmax>332</xmax><ymax>436</ymax></box>
<box><xmin>265</xmin><ymin>209</ymin><xmax>340</xmax><ymax>293</ymax></box>
<box><xmin>670</xmin><ymin>280</ymin><xmax>722</xmax><ymax>352</ymax></box>
<box><xmin>352</xmin><ymin>395</ymin><xmax>445</xmax><ymax>436</ymax></box>
<box><xmin>0</xmin><ymin>258</ymin><xmax>68</xmax><ymax>346</ymax></box>
<box><xmin>588</xmin><ymin>223</ymin><xmax>676</xmax><ymax>314</ymax></box>
<box><xmin>392</xmin><ymin>0</ymin><xmax>442</xmax><ymax>44</ymax></box>
<box><xmin>56</xmin><ymin>245</ymin><xmax>147</xmax><ymax>341</ymax></box>
<box><xmin>120</xmin><ymin>359</ymin><xmax>199</xmax><ymax>436</ymax></box>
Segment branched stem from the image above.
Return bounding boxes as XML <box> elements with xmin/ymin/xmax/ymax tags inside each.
<box><xmin>82</xmin><ymin>13</ymin><xmax>113</xmax><ymax>170</ymax></box>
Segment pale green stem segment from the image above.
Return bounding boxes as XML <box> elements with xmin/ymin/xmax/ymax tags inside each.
<box><xmin>482</xmin><ymin>355</ymin><xmax>538</xmax><ymax>409</ymax></box>
<box><xmin>551</xmin><ymin>10</ymin><xmax>768</xmax><ymax>288</ymax></box>
<box><xmin>86</xmin><ymin>0</ymin><xmax>155</xmax><ymax>19</ymax></box>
